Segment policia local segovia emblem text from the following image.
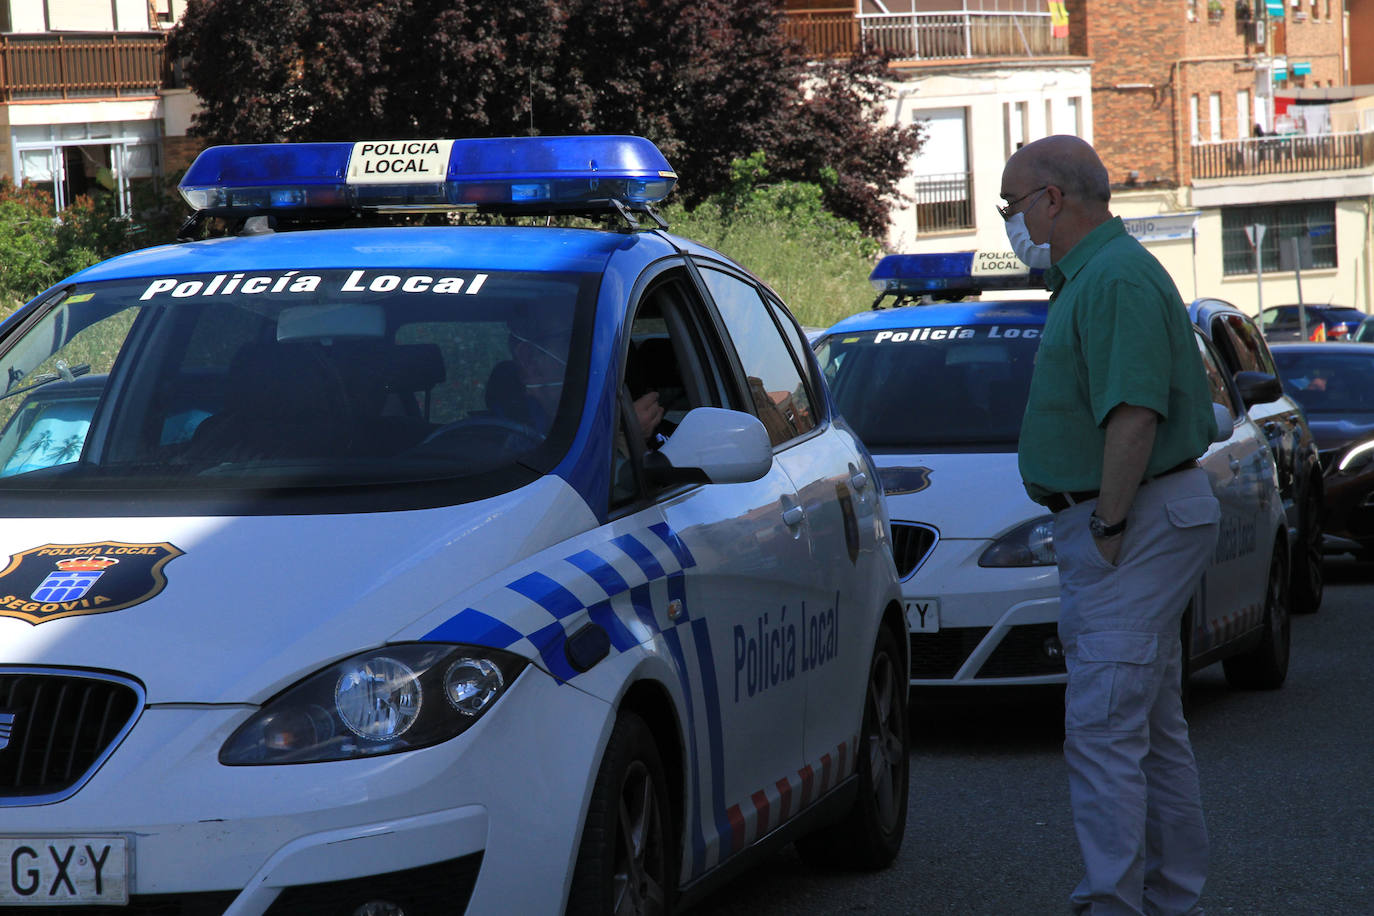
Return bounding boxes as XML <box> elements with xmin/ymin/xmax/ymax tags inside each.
<box><xmin>0</xmin><ymin>542</ymin><xmax>183</xmax><ymax>625</ymax></box>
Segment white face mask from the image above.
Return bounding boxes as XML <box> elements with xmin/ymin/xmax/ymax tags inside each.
<box><xmin>1004</xmin><ymin>211</ymin><xmax>1052</xmax><ymax>270</ymax></box>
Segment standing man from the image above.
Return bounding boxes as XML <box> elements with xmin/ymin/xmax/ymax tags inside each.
<box><xmin>1003</xmin><ymin>135</ymin><xmax>1222</xmax><ymax>916</ymax></box>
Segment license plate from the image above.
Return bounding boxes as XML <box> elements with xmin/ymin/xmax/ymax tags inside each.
<box><xmin>0</xmin><ymin>837</ymin><xmax>128</xmax><ymax>906</ymax></box>
<box><xmin>905</xmin><ymin>598</ymin><xmax>939</xmax><ymax>633</ymax></box>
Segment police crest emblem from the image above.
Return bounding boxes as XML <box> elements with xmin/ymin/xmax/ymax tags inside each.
<box><xmin>0</xmin><ymin>542</ymin><xmax>183</xmax><ymax>625</ymax></box>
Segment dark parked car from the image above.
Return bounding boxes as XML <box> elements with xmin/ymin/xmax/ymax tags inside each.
<box><xmin>1269</xmin><ymin>342</ymin><xmax>1374</xmax><ymax>561</ymax></box>
<box><xmin>1353</xmin><ymin>314</ymin><xmax>1374</xmax><ymax>343</ymax></box>
<box><xmin>1260</xmin><ymin>304</ymin><xmax>1368</xmax><ymax>342</ymax></box>
<box><xmin>1191</xmin><ymin>299</ymin><xmax>1325</xmax><ymax>613</ymax></box>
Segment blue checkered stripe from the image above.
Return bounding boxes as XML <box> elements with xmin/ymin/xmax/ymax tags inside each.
<box><xmin>421</xmin><ymin>522</ymin><xmax>698</xmax><ymax>682</ymax></box>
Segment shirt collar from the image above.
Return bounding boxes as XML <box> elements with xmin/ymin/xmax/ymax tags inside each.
<box><xmin>1044</xmin><ymin>216</ymin><xmax>1126</xmax><ymax>294</ymax></box>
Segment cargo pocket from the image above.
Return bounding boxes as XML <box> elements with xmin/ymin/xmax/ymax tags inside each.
<box><xmin>1166</xmin><ymin>495</ymin><xmax>1221</xmax><ymax>530</ymax></box>
<box><xmin>1065</xmin><ymin>631</ymin><xmax>1159</xmax><ymax>733</ymax></box>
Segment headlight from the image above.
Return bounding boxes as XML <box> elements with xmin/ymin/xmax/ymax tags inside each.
<box><xmin>1337</xmin><ymin>440</ymin><xmax>1374</xmax><ymax>474</ymax></box>
<box><xmin>978</xmin><ymin>516</ymin><xmax>1057</xmax><ymax>567</ymax></box>
<box><xmin>220</xmin><ymin>643</ymin><xmax>528</xmax><ymax>765</ymax></box>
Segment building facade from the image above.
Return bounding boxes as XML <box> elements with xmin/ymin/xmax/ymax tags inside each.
<box><xmin>789</xmin><ymin>0</ymin><xmax>1371</xmax><ymax>317</ymax></box>
<box><xmin>0</xmin><ymin>0</ymin><xmax>198</xmax><ymax>213</ymax></box>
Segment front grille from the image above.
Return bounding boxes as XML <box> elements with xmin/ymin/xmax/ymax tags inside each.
<box><xmin>891</xmin><ymin>522</ymin><xmax>938</xmax><ymax>579</ymax></box>
<box><xmin>0</xmin><ymin>892</ymin><xmax>238</xmax><ymax>916</ymax></box>
<box><xmin>265</xmin><ymin>853</ymin><xmax>483</xmax><ymax>916</ymax></box>
<box><xmin>909</xmin><ymin>627</ymin><xmax>989</xmax><ymax>679</ymax></box>
<box><xmin>0</xmin><ymin>669</ymin><xmax>142</xmax><ymax>804</ymax></box>
<box><xmin>976</xmin><ymin>622</ymin><xmax>1067</xmax><ymax>678</ymax></box>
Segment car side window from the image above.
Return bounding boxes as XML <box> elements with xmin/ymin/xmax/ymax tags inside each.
<box><xmin>1221</xmin><ymin>314</ymin><xmax>1278</xmax><ymax>376</ymax></box>
<box><xmin>1196</xmin><ymin>334</ymin><xmax>1241</xmax><ymax>421</ymax></box>
<box><xmin>610</xmin><ymin>274</ymin><xmax>732</xmax><ymax>510</ymax></box>
<box><xmin>766</xmin><ymin>297</ymin><xmax>826</xmax><ymax>425</ymax></box>
<box><xmin>697</xmin><ymin>266</ymin><xmax>817</xmax><ymax>447</ymax></box>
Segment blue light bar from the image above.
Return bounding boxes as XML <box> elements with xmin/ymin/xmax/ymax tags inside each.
<box><xmin>179</xmin><ymin>136</ymin><xmax>678</xmax><ymax>216</ymax></box>
<box><xmin>869</xmin><ymin>252</ymin><xmax>1047</xmax><ymax>300</ymax></box>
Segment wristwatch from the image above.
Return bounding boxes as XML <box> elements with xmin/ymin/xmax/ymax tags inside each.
<box><xmin>1089</xmin><ymin>512</ymin><xmax>1127</xmax><ymax>539</ymax></box>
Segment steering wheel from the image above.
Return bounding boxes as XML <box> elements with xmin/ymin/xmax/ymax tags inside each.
<box><xmin>420</xmin><ymin>415</ymin><xmax>543</xmax><ymax>451</ymax></box>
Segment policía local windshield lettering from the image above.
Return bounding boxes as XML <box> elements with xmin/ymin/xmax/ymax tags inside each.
<box><xmin>137</xmin><ymin>269</ymin><xmax>489</xmax><ymax>300</ymax></box>
<box><xmin>871</xmin><ymin>325</ymin><xmax>1040</xmax><ymax>344</ymax></box>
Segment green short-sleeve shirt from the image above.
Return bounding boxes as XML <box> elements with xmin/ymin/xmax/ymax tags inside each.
<box><xmin>1018</xmin><ymin>217</ymin><xmax>1218</xmax><ymax>505</ymax></box>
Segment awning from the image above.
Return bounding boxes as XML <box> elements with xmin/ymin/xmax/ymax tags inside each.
<box><xmin>1265</xmin><ymin>0</ymin><xmax>1285</xmax><ymax>15</ymax></box>
<box><xmin>1292</xmin><ymin>61</ymin><xmax>1312</xmax><ymax>76</ymax></box>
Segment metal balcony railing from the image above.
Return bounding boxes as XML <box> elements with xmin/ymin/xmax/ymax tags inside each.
<box><xmin>784</xmin><ymin>9</ymin><xmax>1067</xmax><ymax>61</ymax></box>
<box><xmin>0</xmin><ymin>32</ymin><xmax>169</xmax><ymax>101</ymax></box>
<box><xmin>1191</xmin><ymin>131</ymin><xmax>1374</xmax><ymax>180</ymax></box>
<box><xmin>914</xmin><ymin>172</ymin><xmax>974</xmax><ymax>232</ymax></box>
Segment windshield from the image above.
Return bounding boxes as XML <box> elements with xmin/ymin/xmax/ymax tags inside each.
<box><xmin>816</xmin><ymin>323</ymin><xmax>1041</xmax><ymax>450</ymax></box>
<box><xmin>1271</xmin><ymin>350</ymin><xmax>1374</xmax><ymax>414</ymax></box>
<box><xmin>0</xmin><ymin>269</ymin><xmax>596</xmax><ymax>512</ymax></box>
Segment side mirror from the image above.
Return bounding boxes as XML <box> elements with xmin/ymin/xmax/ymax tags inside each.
<box><xmin>1211</xmin><ymin>402</ymin><xmax>1234</xmax><ymax>443</ymax></box>
<box><xmin>1233</xmin><ymin>370</ymin><xmax>1284</xmax><ymax>407</ymax></box>
<box><xmin>647</xmin><ymin>407</ymin><xmax>772</xmax><ymax>485</ymax></box>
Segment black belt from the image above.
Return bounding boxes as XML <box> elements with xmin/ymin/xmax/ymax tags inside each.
<box><xmin>1044</xmin><ymin>459</ymin><xmax>1199</xmax><ymax>513</ymax></box>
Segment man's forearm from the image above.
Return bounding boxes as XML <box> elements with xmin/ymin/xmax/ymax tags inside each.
<box><xmin>1097</xmin><ymin>404</ymin><xmax>1158</xmax><ymax>525</ymax></box>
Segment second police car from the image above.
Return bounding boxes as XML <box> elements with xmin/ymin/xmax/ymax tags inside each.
<box><xmin>813</xmin><ymin>252</ymin><xmax>1291</xmax><ymax>695</ymax></box>
<box><xmin>0</xmin><ymin>137</ymin><xmax>908</xmax><ymax>914</ymax></box>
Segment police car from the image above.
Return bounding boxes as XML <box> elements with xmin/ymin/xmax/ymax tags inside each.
<box><xmin>813</xmin><ymin>252</ymin><xmax>1291</xmax><ymax>695</ymax></box>
<box><xmin>0</xmin><ymin>137</ymin><xmax>909</xmax><ymax>914</ymax></box>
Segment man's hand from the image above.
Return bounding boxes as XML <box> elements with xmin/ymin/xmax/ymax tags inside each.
<box><xmin>1094</xmin><ymin>532</ymin><xmax>1124</xmax><ymax>566</ymax></box>
<box><xmin>634</xmin><ymin>391</ymin><xmax>664</xmax><ymax>441</ymax></box>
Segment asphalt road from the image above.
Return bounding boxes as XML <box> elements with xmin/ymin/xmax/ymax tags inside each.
<box><xmin>692</xmin><ymin>557</ymin><xmax>1374</xmax><ymax>915</ymax></box>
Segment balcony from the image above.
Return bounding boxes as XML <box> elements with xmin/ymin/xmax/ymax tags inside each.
<box><xmin>784</xmin><ymin>8</ymin><xmax>1068</xmax><ymax>62</ymax></box>
<box><xmin>1191</xmin><ymin>132</ymin><xmax>1374</xmax><ymax>180</ymax></box>
<box><xmin>0</xmin><ymin>32</ymin><xmax>170</xmax><ymax>102</ymax></box>
<box><xmin>914</xmin><ymin>171</ymin><xmax>974</xmax><ymax>232</ymax></box>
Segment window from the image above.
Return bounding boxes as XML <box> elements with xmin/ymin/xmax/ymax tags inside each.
<box><xmin>1195</xmin><ymin>335</ymin><xmax>1241</xmax><ymax>421</ymax></box>
<box><xmin>1209</xmin><ymin>93</ymin><xmax>1222</xmax><ymax>140</ymax></box>
<box><xmin>698</xmin><ymin>268</ymin><xmax>817</xmax><ymax>447</ymax></box>
<box><xmin>1237</xmin><ymin>89</ymin><xmax>1252</xmax><ymax>139</ymax></box>
<box><xmin>1222</xmin><ymin>201</ymin><xmax>1337</xmax><ymax>275</ymax></box>
<box><xmin>1067</xmin><ymin>97</ymin><xmax>1083</xmax><ymax>137</ymax></box>
<box><xmin>1190</xmin><ymin>95</ymin><xmax>1201</xmax><ymax>142</ymax></box>
<box><xmin>612</xmin><ymin>274</ymin><xmax>734</xmax><ymax>509</ymax></box>
<box><xmin>1215</xmin><ymin>313</ymin><xmax>1279</xmax><ymax>376</ymax></box>
<box><xmin>1004</xmin><ymin>101</ymin><xmax>1029</xmax><ymax>157</ymax></box>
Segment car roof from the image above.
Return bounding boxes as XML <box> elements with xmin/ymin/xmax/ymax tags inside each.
<box><xmin>823</xmin><ymin>298</ymin><xmax>1049</xmax><ymax>336</ymax></box>
<box><xmin>63</xmin><ymin>224</ymin><xmax>673</xmax><ymax>286</ymax></box>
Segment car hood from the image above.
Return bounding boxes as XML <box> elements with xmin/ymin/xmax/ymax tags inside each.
<box><xmin>1303</xmin><ymin>414</ymin><xmax>1374</xmax><ymax>453</ymax></box>
<box><xmin>872</xmin><ymin>451</ymin><xmax>1045</xmax><ymax>538</ymax></box>
<box><xmin>0</xmin><ymin>476</ymin><xmax>596</xmax><ymax>703</ymax></box>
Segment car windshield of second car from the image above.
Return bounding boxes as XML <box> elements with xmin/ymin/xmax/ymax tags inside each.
<box><xmin>0</xmin><ymin>269</ymin><xmax>596</xmax><ymax>496</ymax></box>
<box><xmin>816</xmin><ymin>323</ymin><xmax>1041</xmax><ymax>449</ymax></box>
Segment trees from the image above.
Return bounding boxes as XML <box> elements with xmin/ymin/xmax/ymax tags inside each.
<box><xmin>169</xmin><ymin>0</ymin><xmax>920</xmax><ymax>237</ymax></box>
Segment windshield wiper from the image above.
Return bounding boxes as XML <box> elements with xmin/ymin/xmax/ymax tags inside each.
<box><xmin>0</xmin><ymin>361</ymin><xmax>92</xmax><ymax>401</ymax></box>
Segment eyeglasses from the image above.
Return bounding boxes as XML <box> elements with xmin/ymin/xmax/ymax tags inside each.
<box><xmin>997</xmin><ymin>186</ymin><xmax>1048</xmax><ymax>221</ymax></box>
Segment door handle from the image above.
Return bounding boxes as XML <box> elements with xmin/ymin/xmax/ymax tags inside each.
<box><xmin>782</xmin><ymin>505</ymin><xmax>805</xmax><ymax>527</ymax></box>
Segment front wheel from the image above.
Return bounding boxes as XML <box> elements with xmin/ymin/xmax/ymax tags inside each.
<box><xmin>796</xmin><ymin>623</ymin><xmax>909</xmax><ymax>870</ymax></box>
<box><xmin>1222</xmin><ymin>537</ymin><xmax>1290</xmax><ymax>690</ymax></box>
<box><xmin>567</xmin><ymin>711</ymin><xmax>674</xmax><ymax>916</ymax></box>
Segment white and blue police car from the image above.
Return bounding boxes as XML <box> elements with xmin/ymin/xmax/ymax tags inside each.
<box><xmin>813</xmin><ymin>251</ymin><xmax>1292</xmax><ymax>696</ymax></box>
<box><xmin>0</xmin><ymin>137</ymin><xmax>908</xmax><ymax>915</ymax></box>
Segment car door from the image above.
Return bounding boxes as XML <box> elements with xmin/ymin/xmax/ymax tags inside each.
<box><xmin>611</xmin><ymin>268</ymin><xmax>809</xmax><ymax>873</ymax></box>
<box><xmin>695</xmin><ymin>264</ymin><xmax>874</xmax><ymax>769</ymax></box>
<box><xmin>1193</xmin><ymin>333</ymin><xmax>1274</xmax><ymax>655</ymax></box>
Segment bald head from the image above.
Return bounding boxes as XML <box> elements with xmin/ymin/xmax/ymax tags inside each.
<box><xmin>1001</xmin><ymin>135</ymin><xmax>1113</xmax><ymax>262</ymax></box>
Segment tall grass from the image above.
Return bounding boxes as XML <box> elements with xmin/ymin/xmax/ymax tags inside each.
<box><xmin>662</xmin><ymin>158</ymin><xmax>884</xmax><ymax>330</ymax></box>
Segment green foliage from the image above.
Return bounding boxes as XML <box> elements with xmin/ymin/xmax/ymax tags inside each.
<box><xmin>170</xmin><ymin>0</ymin><xmax>922</xmax><ymax>238</ymax></box>
<box><xmin>664</xmin><ymin>154</ymin><xmax>880</xmax><ymax>330</ymax></box>
<box><xmin>0</xmin><ymin>178</ymin><xmax>186</xmax><ymax>319</ymax></box>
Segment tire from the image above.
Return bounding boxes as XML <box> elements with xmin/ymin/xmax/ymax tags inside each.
<box><xmin>796</xmin><ymin>623</ymin><xmax>909</xmax><ymax>870</ymax></box>
<box><xmin>1289</xmin><ymin>476</ymin><xmax>1324</xmax><ymax>614</ymax></box>
<box><xmin>1222</xmin><ymin>537</ymin><xmax>1290</xmax><ymax>690</ymax></box>
<box><xmin>567</xmin><ymin>711</ymin><xmax>674</xmax><ymax>916</ymax></box>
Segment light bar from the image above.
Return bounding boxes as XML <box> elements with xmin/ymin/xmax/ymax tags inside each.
<box><xmin>179</xmin><ymin>136</ymin><xmax>678</xmax><ymax>215</ymax></box>
<box><xmin>869</xmin><ymin>252</ymin><xmax>1047</xmax><ymax>299</ymax></box>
